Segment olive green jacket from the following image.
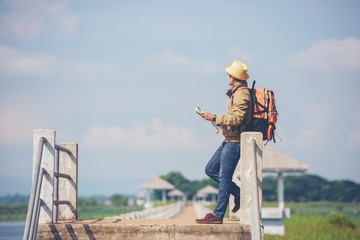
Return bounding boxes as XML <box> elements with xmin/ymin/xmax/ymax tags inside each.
<box><xmin>215</xmin><ymin>81</ymin><xmax>252</xmax><ymax>142</ymax></box>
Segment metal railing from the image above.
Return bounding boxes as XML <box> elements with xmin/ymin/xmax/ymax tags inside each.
<box><xmin>23</xmin><ymin>137</ymin><xmax>45</xmax><ymax>240</ymax></box>
<box><xmin>53</xmin><ymin>144</ymin><xmax>72</xmax><ymax>223</ymax></box>
<box><xmin>23</xmin><ymin>134</ymin><xmax>76</xmax><ymax>240</ymax></box>
<box><xmin>249</xmin><ymin>138</ymin><xmax>262</xmax><ymax>240</ymax></box>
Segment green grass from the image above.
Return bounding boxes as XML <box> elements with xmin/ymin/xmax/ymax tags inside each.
<box><xmin>263</xmin><ymin>202</ymin><xmax>360</xmax><ymax>240</ymax></box>
<box><xmin>206</xmin><ymin>201</ymin><xmax>360</xmax><ymax>240</ymax></box>
<box><xmin>263</xmin><ymin>201</ymin><xmax>360</xmax><ymax>220</ymax></box>
<box><xmin>0</xmin><ymin>202</ymin><xmax>144</xmax><ymax>221</ymax></box>
<box><xmin>264</xmin><ymin>215</ymin><xmax>360</xmax><ymax>240</ymax></box>
<box><xmin>0</xmin><ymin>203</ymin><xmax>28</xmax><ymax>221</ymax></box>
<box><xmin>152</xmin><ymin>200</ymin><xmax>177</xmax><ymax>208</ymax></box>
<box><xmin>0</xmin><ymin>200</ymin><xmax>176</xmax><ymax>221</ymax></box>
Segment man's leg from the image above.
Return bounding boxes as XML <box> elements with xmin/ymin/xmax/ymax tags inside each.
<box><xmin>205</xmin><ymin>143</ymin><xmax>223</xmax><ymax>181</ymax></box>
<box><xmin>205</xmin><ymin>142</ymin><xmax>240</xmax><ymax>198</ymax></box>
<box><xmin>212</xmin><ymin>142</ymin><xmax>240</xmax><ymax>219</ymax></box>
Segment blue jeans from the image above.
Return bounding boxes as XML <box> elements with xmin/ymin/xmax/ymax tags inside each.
<box><xmin>205</xmin><ymin>141</ymin><xmax>241</xmax><ymax>219</ymax></box>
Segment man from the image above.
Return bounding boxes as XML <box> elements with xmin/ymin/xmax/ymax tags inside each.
<box><xmin>196</xmin><ymin>60</ymin><xmax>252</xmax><ymax>224</ymax></box>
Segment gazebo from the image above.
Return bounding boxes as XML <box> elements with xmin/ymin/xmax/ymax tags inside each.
<box><xmin>135</xmin><ymin>192</ymin><xmax>146</xmax><ymax>206</ymax></box>
<box><xmin>196</xmin><ymin>185</ymin><xmax>218</xmax><ymax>202</ymax></box>
<box><xmin>263</xmin><ymin>146</ymin><xmax>308</xmax><ymax>208</ymax></box>
<box><xmin>194</xmin><ymin>191</ymin><xmax>207</xmax><ymax>203</ymax></box>
<box><xmin>262</xmin><ymin>146</ymin><xmax>308</xmax><ymax>235</ymax></box>
<box><xmin>138</xmin><ymin>176</ymin><xmax>175</xmax><ymax>208</ymax></box>
<box><xmin>168</xmin><ymin>189</ymin><xmax>185</xmax><ymax>201</ymax></box>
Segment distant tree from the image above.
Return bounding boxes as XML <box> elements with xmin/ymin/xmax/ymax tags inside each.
<box><xmin>262</xmin><ymin>176</ymin><xmax>277</xmax><ymax>201</ymax></box>
<box><xmin>284</xmin><ymin>175</ymin><xmax>307</xmax><ymax>202</ymax></box>
<box><xmin>284</xmin><ymin>174</ymin><xmax>328</xmax><ymax>202</ymax></box>
<box><xmin>187</xmin><ymin>178</ymin><xmax>219</xmax><ymax>198</ymax></box>
<box><xmin>320</xmin><ymin>184</ymin><xmax>332</xmax><ymax>200</ymax></box>
<box><xmin>87</xmin><ymin>198</ymin><xmax>97</xmax><ymax>206</ymax></box>
<box><xmin>161</xmin><ymin>171</ymin><xmax>190</xmax><ymax>193</ymax></box>
<box><xmin>159</xmin><ymin>171</ymin><xmax>219</xmax><ymax>199</ymax></box>
<box><xmin>304</xmin><ymin>175</ymin><xmax>328</xmax><ymax>201</ymax></box>
<box><xmin>78</xmin><ymin>197</ymin><xmax>97</xmax><ymax>206</ymax></box>
<box><xmin>329</xmin><ymin>180</ymin><xmax>358</xmax><ymax>202</ymax></box>
<box><xmin>110</xmin><ymin>194</ymin><xmax>127</xmax><ymax>206</ymax></box>
<box><xmin>355</xmin><ymin>184</ymin><xmax>360</xmax><ymax>203</ymax></box>
<box><xmin>156</xmin><ymin>172</ymin><xmax>359</xmax><ymax>203</ymax></box>
<box><xmin>0</xmin><ymin>194</ymin><xmax>29</xmax><ymax>204</ymax></box>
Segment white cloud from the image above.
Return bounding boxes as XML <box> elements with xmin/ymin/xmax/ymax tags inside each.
<box><xmin>4</xmin><ymin>0</ymin><xmax>44</xmax><ymax>9</ymax></box>
<box><xmin>0</xmin><ymin>101</ymin><xmax>47</xmax><ymax>146</ymax></box>
<box><xmin>226</xmin><ymin>46</ymin><xmax>254</xmax><ymax>64</ymax></box>
<box><xmin>44</xmin><ymin>2</ymin><xmax>79</xmax><ymax>35</ymax></box>
<box><xmin>294</xmin><ymin>128</ymin><xmax>324</xmax><ymax>147</ymax></box>
<box><xmin>347</xmin><ymin>108</ymin><xmax>360</xmax><ymax>147</ymax></box>
<box><xmin>0</xmin><ymin>46</ymin><xmax>57</xmax><ymax>76</ymax></box>
<box><xmin>0</xmin><ymin>10</ymin><xmax>44</xmax><ymax>39</ymax></box>
<box><xmin>59</xmin><ymin>13</ymin><xmax>78</xmax><ymax>35</ymax></box>
<box><xmin>84</xmin><ymin>118</ymin><xmax>198</xmax><ymax>150</ymax></box>
<box><xmin>62</xmin><ymin>61</ymin><xmax>118</xmax><ymax>82</ymax></box>
<box><xmin>148</xmin><ymin>51</ymin><xmax>219</xmax><ymax>74</ymax></box>
<box><xmin>0</xmin><ymin>0</ymin><xmax>78</xmax><ymax>39</ymax></box>
<box><xmin>288</xmin><ymin>37</ymin><xmax>360</xmax><ymax>71</ymax></box>
<box><xmin>348</xmin><ymin>129</ymin><xmax>360</xmax><ymax>147</ymax></box>
<box><xmin>293</xmin><ymin>106</ymin><xmax>331</xmax><ymax>147</ymax></box>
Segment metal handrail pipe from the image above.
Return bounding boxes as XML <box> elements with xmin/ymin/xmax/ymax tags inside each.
<box><xmin>54</xmin><ymin>172</ymin><xmax>71</xmax><ymax>179</ymax></box>
<box><xmin>55</xmin><ymin>144</ymin><xmax>71</xmax><ymax>153</ymax></box>
<box><xmin>23</xmin><ymin>137</ymin><xmax>45</xmax><ymax>240</ymax></box>
<box><xmin>53</xmin><ymin>200</ymin><xmax>71</xmax><ymax>205</ymax></box>
<box><xmin>249</xmin><ymin>138</ymin><xmax>262</xmax><ymax>240</ymax></box>
<box><xmin>32</xmin><ymin>198</ymin><xmax>42</xmax><ymax>240</ymax></box>
<box><xmin>53</xmin><ymin>149</ymin><xmax>59</xmax><ymax>223</ymax></box>
<box><xmin>29</xmin><ymin>167</ymin><xmax>45</xmax><ymax>240</ymax></box>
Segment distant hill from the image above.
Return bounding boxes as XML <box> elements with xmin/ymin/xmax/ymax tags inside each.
<box><xmin>0</xmin><ymin>194</ymin><xmax>29</xmax><ymax>204</ymax></box>
<box><xmin>262</xmin><ymin>174</ymin><xmax>360</xmax><ymax>202</ymax></box>
<box><xmin>158</xmin><ymin>171</ymin><xmax>360</xmax><ymax>203</ymax></box>
<box><xmin>79</xmin><ymin>194</ymin><xmax>135</xmax><ymax>203</ymax></box>
<box><xmin>2</xmin><ymin>172</ymin><xmax>359</xmax><ymax>203</ymax></box>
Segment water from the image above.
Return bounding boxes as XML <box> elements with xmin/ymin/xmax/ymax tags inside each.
<box><xmin>0</xmin><ymin>221</ymin><xmax>25</xmax><ymax>240</ymax></box>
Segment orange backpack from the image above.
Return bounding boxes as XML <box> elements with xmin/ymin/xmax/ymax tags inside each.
<box><xmin>244</xmin><ymin>81</ymin><xmax>278</xmax><ymax>143</ymax></box>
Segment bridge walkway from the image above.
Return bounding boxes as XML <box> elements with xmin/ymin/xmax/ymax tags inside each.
<box><xmin>37</xmin><ymin>202</ymin><xmax>251</xmax><ymax>239</ymax></box>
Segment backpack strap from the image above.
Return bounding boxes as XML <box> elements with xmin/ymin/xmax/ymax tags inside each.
<box><xmin>239</xmin><ymin>80</ymin><xmax>256</xmax><ymax>128</ymax></box>
<box><xmin>251</xmin><ymin>80</ymin><xmax>256</xmax><ymax>90</ymax></box>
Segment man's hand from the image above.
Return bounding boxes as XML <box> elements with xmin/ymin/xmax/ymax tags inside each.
<box><xmin>200</xmin><ymin>112</ymin><xmax>214</xmax><ymax>121</ymax></box>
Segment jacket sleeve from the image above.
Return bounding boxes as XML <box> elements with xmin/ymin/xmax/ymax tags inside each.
<box><xmin>215</xmin><ymin>89</ymin><xmax>250</xmax><ymax>126</ymax></box>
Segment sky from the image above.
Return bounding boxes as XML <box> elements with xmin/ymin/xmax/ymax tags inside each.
<box><xmin>0</xmin><ymin>0</ymin><xmax>359</xmax><ymax>196</ymax></box>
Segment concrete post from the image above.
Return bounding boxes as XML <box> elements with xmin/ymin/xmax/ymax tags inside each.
<box><xmin>277</xmin><ymin>172</ymin><xmax>284</xmax><ymax>209</ymax></box>
<box><xmin>58</xmin><ymin>143</ymin><xmax>78</xmax><ymax>221</ymax></box>
<box><xmin>239</xmin><ymin>132</ymin><xmax>263</xmax><ymax>226</ymax></box>
<box><xmin>146</xmin><ymin>190</ymin><xmax>151</xmax><ymax>203</ymax></box>
<box><xmin>33</xmin><ymin>129</ymin><xmax>55</xmax><ymax>223</ymax></box>
<box><xmin>144</xmin><ymin>189</ymin><xmax>152</xmax><ymax>208</ymax></box>
<box><xmin>162</xmin><ymin>190</ymin><xmax>166</xmax><ymax>203</ymax></box>
<box><xmin>230</xmin><ymin>156</ymin><xmax>242</xmax><ymax>221</ymax></box>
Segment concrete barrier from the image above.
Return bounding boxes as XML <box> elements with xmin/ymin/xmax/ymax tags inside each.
<box><xmin>105</xmin><ymin>202</ymin><xmax>184</xmax><ymax>220</ymax></box>
<box><xmin>193</xmin><ymin>202</ymin><xmax>213</xmax><ymax>218</ymax></box>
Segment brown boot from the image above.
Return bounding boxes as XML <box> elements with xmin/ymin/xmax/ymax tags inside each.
<box><xmin>232</xmin><ymin>196</ymin><xmax>240</xmax><ymax>213</ymax></box>
<box><xmin>196</xmin><ymin>213</ymin><xmax>223</xmax><ymax>224</ymax></box>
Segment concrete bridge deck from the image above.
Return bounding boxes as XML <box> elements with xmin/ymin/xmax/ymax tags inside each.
<box><xmin>37</xmin><ymin>203</ymin><xmax>252</xmax><ymax>240</ymax></box>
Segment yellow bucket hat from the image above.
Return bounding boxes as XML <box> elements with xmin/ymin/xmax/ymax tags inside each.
<box><xmin>224</xmin><ymin>60</ymin><xmax>249</xmax><ymax>80</ymax></box>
